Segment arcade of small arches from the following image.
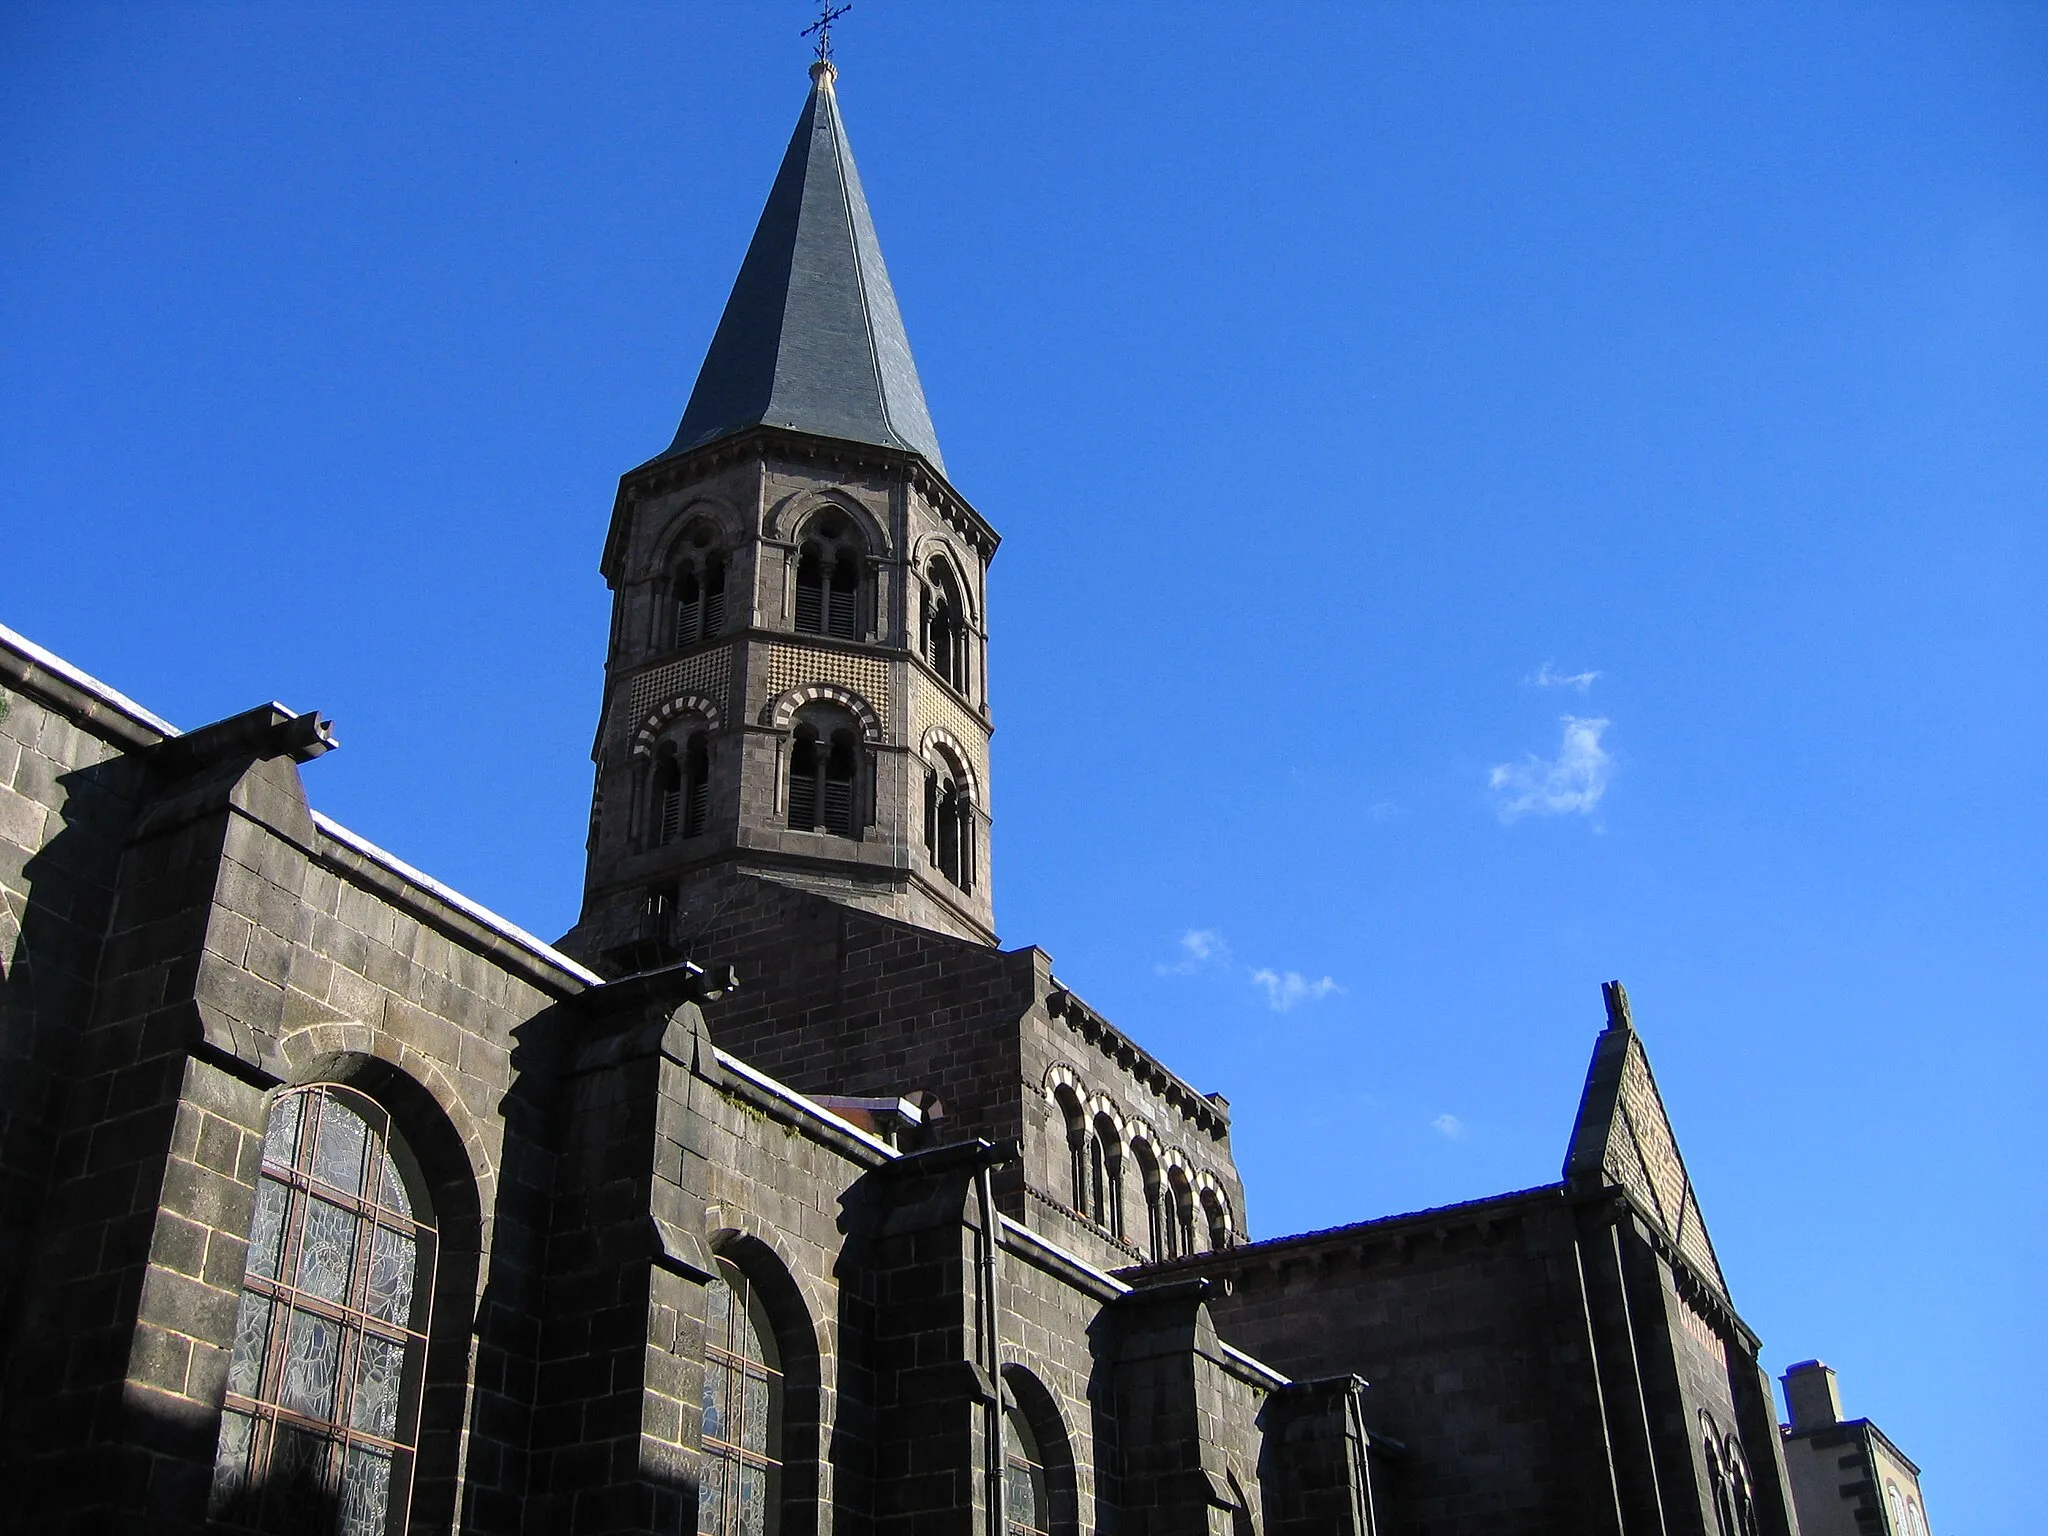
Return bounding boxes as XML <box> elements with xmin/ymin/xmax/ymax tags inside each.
<box><xmin>1045</xmin><ymin>1070</ymin><xmax>1235</xmax><ymax>1262</ymax></box>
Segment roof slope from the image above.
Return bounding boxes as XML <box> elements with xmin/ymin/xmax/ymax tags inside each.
<box><xmin>1564</xmin><ymin>981</ymin><xmax>1729</xmax><ymax>1295</ymax></box>
<box><xmin>663</xmin><ymin>62</ymin><xmax>945</xmax><ymax>473</ymax></box>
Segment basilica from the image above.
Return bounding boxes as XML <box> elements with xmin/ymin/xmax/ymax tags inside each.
<box><xmin>0</xmin><ymin>58</ymin><xmax>1929</xmax><ymax>1536</ymax></box>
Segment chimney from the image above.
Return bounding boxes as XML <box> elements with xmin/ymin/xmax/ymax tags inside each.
<box><xmin>1782</xmin><ymin>1360</ymin><xmax>1843</xmax><ymax>1431</ymax></box>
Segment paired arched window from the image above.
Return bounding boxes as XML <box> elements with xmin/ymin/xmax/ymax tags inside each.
<box><xmin>209</xmin><ymin>1085</ymin><xmax>436</xmax><ymax>1535</ymax></box>
<box><xmin>700</xmin><ymin>1258</ymin><xmax>784</xmax><ymax>1536</ymax></box>
<box><xmin>922</xmin><ymin>556</ymin><xmax>969</xmax><ymax>694</ymax></box>
<box><xmin>1704</xmin><ymin>1416</ymin><xmax>1761</xmax><ymax>1536</ymax></box>
<box><xmin>670</xmin><ymin>524</ymin><xmax>729</xmax><ymax>649</ymax></box>
<box><xmin>923</xmin><ymin>750</ymin><xmax>975</xmax><ymax>893</ymax></box>
<box><xmin>794</xmin><ymin>514</ymin><xmax>865</xmax><ymax>641</ymax></box>
<box><xmin>652</xmin><ymin>734</ymin><xmax>711</xmax><ymax>845</ymax></box>
<box><xmin>787</xmin><ymin>706</ymin><xmax>865</xmax><ymax>838</ymax></box>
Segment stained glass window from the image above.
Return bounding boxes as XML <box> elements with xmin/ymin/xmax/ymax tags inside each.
<box><xmin>699</xmin><ymin>1259</ymin><xmax>782</xmax><ymax>1536</ymax></box>
<box><xmin>209</xmin><ymin>1085</ymin><xmax>436</xmax><ymax>1535</ymax></box>
<box><xmin>1003</xmin><ymin>1398</ymin><xmax>1050</xmax><ymax>1536</ymax></box>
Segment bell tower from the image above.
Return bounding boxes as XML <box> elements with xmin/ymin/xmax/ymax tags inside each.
<box><xmin>563</xmin><ymin>61</ymin><xmax>999</xmax><ymax>970</ymax></box>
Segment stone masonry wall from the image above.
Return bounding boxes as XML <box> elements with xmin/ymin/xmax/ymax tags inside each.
<box><xmin>1162</xmin><ymin>1187</ymin><xmax>1619</xmax><ymax>1536</ymax></box>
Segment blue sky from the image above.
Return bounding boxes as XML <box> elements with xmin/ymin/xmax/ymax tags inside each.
<box><xmin>4</xmin><ymin>5</ymin><xmax>2042</xmax><ymax>1527</ymax></box>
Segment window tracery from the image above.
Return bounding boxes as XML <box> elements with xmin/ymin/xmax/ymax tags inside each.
<box><xmin>209</xmin><ymin>1085</ymin><xmax>436</xmax><ymax>1536</ymax></box>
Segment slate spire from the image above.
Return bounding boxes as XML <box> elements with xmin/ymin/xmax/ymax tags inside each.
<box><xmin>665</xmin><ymin>61</ymin><xmax>946</xmax><ymax>474</ymax></box>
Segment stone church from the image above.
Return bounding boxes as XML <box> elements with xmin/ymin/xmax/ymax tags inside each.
<box><xmin>0</xmin><ymin>58</ymin><xmax>1902</xmax><ymax>1536</ymax></box>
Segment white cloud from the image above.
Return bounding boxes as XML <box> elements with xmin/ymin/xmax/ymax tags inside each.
<box><xmin>1431</xmin><ymin>1113</ymin><xmax>1466</xmax><ymax>1139</ymax></box>
<box><xmin>1250</xmin><ymin>969</ymin><xmax>1342</xmax><ymax>1011</ymax></box>
<box><xmin>1368</xmin><ymin>800</ymin><xmax>1401</xmax><ymax>821</ymax></box>
<box><xmin>1489</xmin><ymin>715</ymin><xmax>1612</xmax><ymax>821</ymax></box>
<box><xmin>1155</xmin><ymin>928</ymin><xmax>1230</xmax><ymax>975</ymax></box>
<box><xmin>1531</xmin><ymin>661</ymin><xmax>1601</xmax><ymax>693</ymax></box>
<box><xmin>1160</xmin><ymin>932</ymin><xmax>1343</xmax><ymax>1012</ymax></box>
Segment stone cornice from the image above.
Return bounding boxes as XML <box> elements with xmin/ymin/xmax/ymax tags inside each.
<box><xmin>1044</xmin><ymin>985</ymin><xmax>1231</xmax><ymax>1140</ymax></box>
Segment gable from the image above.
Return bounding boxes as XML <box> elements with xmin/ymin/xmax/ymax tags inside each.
<box><xmin>1564</xmin><ymin>982</ymin><xmax>1728</xmax><ymax>1296</ymax></box>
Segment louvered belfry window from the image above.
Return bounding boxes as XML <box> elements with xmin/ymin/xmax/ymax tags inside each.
<box><xmin>787</xmin><ymin>715</ymin><xmax>860</xmax><ymax>837</ymax></box>
<box><xmin>209</xmin><ymin>1085</ymin><xmax>436</xmax><ymax>1536</ymax></box>
<box><xmin>699</xmin><ymin>1259</ymin><xmax>782</xmax><ymax>1536</ymax></box>
<box><xmin>702</xmin><ymin>557</ymin><xmax>726</xmax><ymax>638</ymax></box>
<box><xmin>654</xmin><ymin>749</ymin><xmax>684</xmax><ymax>846</ymax></box>
<box><xmin>675</xmin><ymin>570</ymin><xmax>703</xmax><ymax>650</ymax></box>
<box><xmin>683</xmin><ymin>733</ymin><xmax>711</xmax><ymax>839</ymax></box>
<box><xmin>794</xmin><ymin>514</ymin><xmax>864</xmax><ymax>641</ymax></box>
<box><xmin>672</xmin><ymin>525</ymin><xmax>727</xmax><ymax>650</ymax></box>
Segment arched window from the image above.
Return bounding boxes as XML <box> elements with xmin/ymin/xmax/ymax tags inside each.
<box><xmin>923</xmin><ymin>557</ymin><xmax>969</xmax><ymax>694</ymax></box>
<box><xmin>1168</xmin><ymin>1168</ymin><xmax>1197</xmax><ymax>1255</ymax></box>
<box><xmin>1001</xmin><ymin>1368</ymin><xmax>1077</xmax><ymax>1536</ymax></box>
<box><xmin>794</xmin><ymin>514</ymin><xmax>865</xmax><ymax>641</ymax></box>
<box><xmin>1090</xmin><ymin>1114</ymin><xmax>1124</xmax><ymax>1239</ymax></box>
<box><xmin>1003</xmin><ymin>1394</ymin><xmax>1049</xmax><ymax>1536</ymax></box>
<box><xmin>1200</xmin><ymin>1187</ymin><xmax>1231</xmax><ymax>1252</ymax></box>
<box><xmin>787</xmin><ymin>708</ymin><xmax>863</xmax><ymax>838</ymax></box>
<box><xmin>1724</xmin><ymin>1435</ymin><xmax>1759</xmax><ymax>1536</ymax></box>
<box><xmin>670</xmin><ymin>526</ymin><xmax>729</xmax><ymax>649</ymax></box>
<box><xmin>700</xmin><ymin>1258</ymin><xmax>783</xmax><ymax>1536</ymax></box>
<box><xmin>923</xmin><ymin>750</ymin><xmax>975</xmax><ymax>893</ymax></box>
<box><xmin>1055</xmin><ymin>1087</ymin><xmax>1088</xmax><ymax>1215</ymax></box>
<box><xmin>209</xmin><ymin>1085</ymin><xmax>437</xmax><ymax>1535</ymax></box>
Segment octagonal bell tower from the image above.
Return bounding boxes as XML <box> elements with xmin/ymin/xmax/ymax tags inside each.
<box><xmin>562</xmin><ymin>62</ymin><xmax>999</xmax><ymax>970</ymax></box>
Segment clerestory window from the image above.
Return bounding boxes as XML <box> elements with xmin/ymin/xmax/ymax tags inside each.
<box><xmin>208</xmin><ymin>1085</ymin><xmax>436</xmax><ymax>1536</ymax></box>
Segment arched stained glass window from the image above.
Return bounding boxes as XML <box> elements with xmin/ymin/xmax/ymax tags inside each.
<box><xmin>1003</xmin><ymin>1396</ymin><xmax>1049</xmax><ymax>1536</ymax></box>
<box><xmin>209</xmin><ymin>1085</ymin><xmax>436</xmax><ymax>1536</ymax></box>
<box><xmin>700</xmin><ymin>1259</ymin><xmax>782</xmax><ymax>1536</ymax></box>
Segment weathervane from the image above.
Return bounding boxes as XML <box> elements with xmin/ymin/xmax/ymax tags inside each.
<box><xmin>802</xmin><ymin>2</ymin><xmax>853</xmax><ymax>65</ymax></box>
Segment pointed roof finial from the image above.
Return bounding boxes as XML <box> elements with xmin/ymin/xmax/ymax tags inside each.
<box><xmin>802</xmin><ymin>2</ymin><xmax>852</xmax><ymax>66</ymax></box>
<box><xmin>658</xmin><ymin>43</ymin><xmax>947</xmax><ymax>474</ymax></box>
<box><xmin>1600</xmin><ymin>979</ymin><xmax>1633</xmax><ymax>1033</ymax></box>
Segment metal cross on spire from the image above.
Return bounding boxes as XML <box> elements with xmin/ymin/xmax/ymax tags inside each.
<box><xmin>801</xmin><ymin>2</ymin><xmax>853</xmax><ymax>64</ymax></box>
